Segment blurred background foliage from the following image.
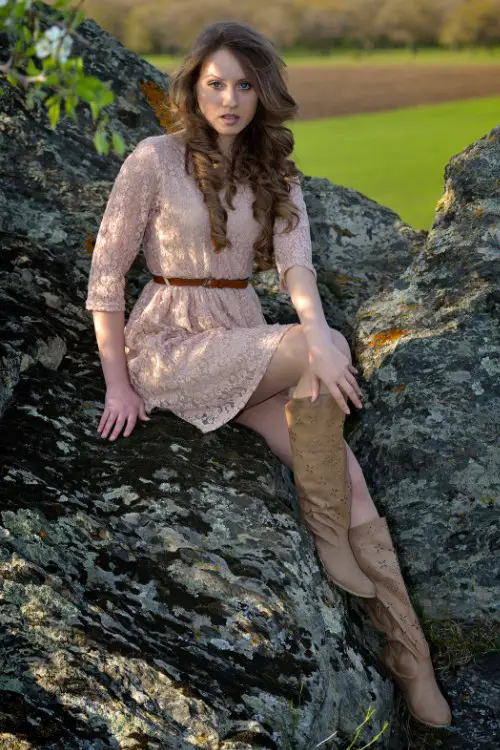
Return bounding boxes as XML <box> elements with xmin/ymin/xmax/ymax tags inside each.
<box><xmin>43</xmin><ymin>0</ymin><xmax>500</xmax><ymax>56</ymax></box>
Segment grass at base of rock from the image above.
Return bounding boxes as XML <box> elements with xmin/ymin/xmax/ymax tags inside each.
<box><xmin>403</xmin><ymin>617</ymin><xmax>499</xmax><ymax>749</ymax></box>
<box><xmin>424</xmin><ymin>617</ymin><xmax>499</xmax><ymax>674</ymax></box>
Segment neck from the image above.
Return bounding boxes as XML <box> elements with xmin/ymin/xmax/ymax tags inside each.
<box><xmin>217</xmin><ymin>135</ymin><xmax>235</xmax><ymax>159</ymax></box>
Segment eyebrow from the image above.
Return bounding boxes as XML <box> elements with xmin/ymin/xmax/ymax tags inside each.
<box><xmin>204</xmin><ymin>75</ymin><xmax>249</xmax><ymax>81</ymax></box>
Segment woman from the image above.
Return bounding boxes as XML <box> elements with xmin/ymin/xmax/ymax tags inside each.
<box><xmin>85</xmin><ymin>19</ymin><xmax>451</xmax><ymax>728</ymax></box>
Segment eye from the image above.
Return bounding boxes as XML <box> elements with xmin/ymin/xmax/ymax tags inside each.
<box><xmin>209</xmin><ymin>81</ymin><xmax>252</xmax><ymax>90</ymax></box>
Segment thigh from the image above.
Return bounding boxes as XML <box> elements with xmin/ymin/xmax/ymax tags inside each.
<box><xmin>231</xmin><ymin>391</ymin><xmax>294</xmax><ymax>468</ymax></box>
<box><xmin>233</xmin><ymin>323</ymin><xmax>309</xmax><ymax>413</ymax></box>
<box><xmin>232</xmin><ymin>326</ymin><xmax>353</xmax><ymax>430</ymax></box>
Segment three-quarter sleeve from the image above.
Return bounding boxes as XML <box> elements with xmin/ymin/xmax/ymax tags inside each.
<box><xmin>85</xmin><ymin>138</ymin><xmax>160</xmax><ymax>312</ymax></box>
<box><xmin>273</xmin><ymin>178</ymin><xmax>318</xmax><ymax>294</ymax></box>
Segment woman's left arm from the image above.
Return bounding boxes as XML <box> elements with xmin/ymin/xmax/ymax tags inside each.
<box><xmin>283</xmin><ymin>265</ymin><xmax>330</xmax><ymax>344</ymax></box>
<box><xmin>284</xmin><ymin>265</ymin><xmax>362</xmax><ymax>409</ymax></box>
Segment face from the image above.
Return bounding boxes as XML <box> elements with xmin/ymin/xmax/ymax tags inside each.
<box><xmin>195</xmin><ymin>47</ymin><xmax>259</xmax><ymax>156</ymax></box>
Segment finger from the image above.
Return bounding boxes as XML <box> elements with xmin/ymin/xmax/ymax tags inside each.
<box><xmin>123</xmin><ymin>413</ymin><xmax>137</xmax><ymax>437</ymax></box>
<box><xmin>98</xmin><ymin>409</ymin><xmax>112</xmax><ymax>432</ymax></box>
<box><xmin>139</xmin><ymin>403</ymin><xmax>150</xmax><ymax>421</ymax></box>
<box><xmin>108</xmin><ymin>415</ymin><xmax>127</xmax><ymax>441</ymax></box>
<box><xmin>310</xmin><ymin>373</ymin><xmax>320</xmax><ymax>402</ymax></box>
<box><xmin>345</xmin><ymin>373</ymin><xmax>363</xmax><ymax>400</ymax></box>
<box><xmin>328</xmin><ymin>383</ymin><xmax>350</xmax><ymax>414</ymax></box>
<box><xmin>100</xmin><ymin>412</ymin><xmax>117</xmax><ymax>438</ymax></box>
<box><xmin>341</xmin><ymin>378</ymin><xmax>362</xmax><ymax>407</ymax></box>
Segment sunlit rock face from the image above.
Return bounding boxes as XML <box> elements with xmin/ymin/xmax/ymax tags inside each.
<box><xmin>1</xmin><ymin>3</ymin><xmax>498</xmax><ymax>749</ymax></box>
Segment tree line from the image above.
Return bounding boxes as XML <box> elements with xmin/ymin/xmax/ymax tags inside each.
<box><xmin>44</xmin><ymin>0</ymin><xmax>500</xmax><ymax>55</ymax></box>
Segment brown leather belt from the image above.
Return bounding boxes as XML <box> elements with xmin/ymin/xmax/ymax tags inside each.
<box><xmin>152</xmin><ymin>274</ymin><xmax>249</xmax><ymax>288</ymax></box>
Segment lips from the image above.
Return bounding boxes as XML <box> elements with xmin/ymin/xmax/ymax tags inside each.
<box><xmin>221</xmin><ymin>115</ymin><xmax>240</xmax><ymax>121</ymax></box>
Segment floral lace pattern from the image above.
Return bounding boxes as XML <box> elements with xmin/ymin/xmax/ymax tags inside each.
<box><xmin>349</xmin><ymin>517</ymin><xmax>452</xmax><ymax>727</ymax></box>
<box><xmin>349</xmin><ymin>517</ymin><xmax>430</xmax><ymax>660</ymax></box>
<box><xmin>85</xmin><ymin>134</ymin><xmax>317</xmax><ymax>432</ymax></box>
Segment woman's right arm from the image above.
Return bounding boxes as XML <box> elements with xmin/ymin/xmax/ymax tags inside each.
<box><xmin>92</xmin><ymin>310</ymin><xmax>150</xmax><ymax>441</ymax></box>
<box><xmin>85</xmin><ymin>138</ymin><xmax>160</xmax><ymax>441</ymax></box>
<box><xmin>92</xmin><ymin>310</ymin><xmax>130</xmax><ymax>390</ymax></box>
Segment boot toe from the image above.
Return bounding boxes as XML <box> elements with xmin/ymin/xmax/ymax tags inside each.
<box><xmin>316</xmin><ymin>539</ymin><xmax>377</xmax><ymax>598</ymax></box>
<box><xmin>393</xmin><ymin>661</ymin><xmax>452</xmax><ymax>728</ymax></box>
<box><xmin>408</xmin><ymin>691</ymin><xmax>452</xmax><ymax>728</ymax></box>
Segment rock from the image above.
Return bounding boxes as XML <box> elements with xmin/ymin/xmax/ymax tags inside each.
<box><xmin>350</xmin><ymin>125</ymin><xmax>500</xmax><ymax>623</ymax></box>
<box><xmin>0</xmin><ymin>6</ymin><xmax>392</xmax><ymax>750</ymax></box>
<box><xmin>437</xmin><ymin>652</ymin><xmax>500</xmax><ymax>749</ymax></box>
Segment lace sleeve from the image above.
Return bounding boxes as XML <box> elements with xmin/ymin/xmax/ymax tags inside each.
<box><xmin>85</xmin><ymin>138</ymin><xmax>159</xmax><ymax>312</ymax></box>
<box><xmin>273</xmin><ymin>178</ymin><xmax>317</xmax><ymax>294</ymax></box>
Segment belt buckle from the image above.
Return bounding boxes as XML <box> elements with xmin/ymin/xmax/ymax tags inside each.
<box><xmin>203</xmin><ymin>278</ymin><xmax>213</xmax><ymax>287</ymax></box>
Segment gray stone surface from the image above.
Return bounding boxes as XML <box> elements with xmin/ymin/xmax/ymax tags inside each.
<box><xmin>349</xmin><ymin>126</ymin><xmax>500</xmax><ymax>623</ymax></box>
<box><xmin>1</xmin><ymin>3</ymin><xmax>499</xmax><ymax>749</ymax></box>
<box><xmin>436</xmin><ymin>652</ymin><xmax>500</xmax><ymax>749</ymax></box>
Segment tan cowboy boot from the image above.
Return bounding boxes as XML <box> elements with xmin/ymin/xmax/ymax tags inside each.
<box><xmin>284</xmin><ymin>392</ymin><xmax>376</xmax><ymax>598</ymax></box>
<box><xmin>349</xmin><ymin>516</ymin><xmax>452</xmax><ymax>728</ymax></box>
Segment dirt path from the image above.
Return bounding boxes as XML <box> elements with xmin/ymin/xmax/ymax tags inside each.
<box><xmin>284</xmin><ymin>64</ymin><xmax>500</xmax><ymax>119</ymax></box>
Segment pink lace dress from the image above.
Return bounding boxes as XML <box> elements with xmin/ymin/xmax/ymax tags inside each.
<box><xmin>85</xmin><ymin>133</ymin><xmax>317</xmax><ymax>433</ymax></box>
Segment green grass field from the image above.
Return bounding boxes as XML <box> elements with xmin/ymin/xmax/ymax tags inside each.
<box><xmin>143</xmin><ymin>47</ymin><xmax>500</xmax><ymax>69</ymax></box>
<box><xmin>289</xmin><ymin>96</ymin><xmax>500</xmax><ymax>230</ymax></box>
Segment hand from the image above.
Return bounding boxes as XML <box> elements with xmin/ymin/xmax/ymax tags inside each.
<box><xmin>98</xmin><ymin>383</ymin><xmax>151</xmax><ymax>441</ymax></box>
<box><xmin>307</xmin><ymin>339</ymin><xmax>363</xmax><ymax>415</ymax></box>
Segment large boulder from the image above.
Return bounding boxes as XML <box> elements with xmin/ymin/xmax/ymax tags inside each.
<box><xmin>0</xmin><ymin>8</ymin><xmax>394</xmax><ymax>750</ymax></box>
<box><xmin>1</xmin><ymin>4</ymin><xmax>498</xmax><ymax>749</ymax></box>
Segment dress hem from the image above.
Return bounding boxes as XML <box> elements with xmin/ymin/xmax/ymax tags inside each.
<box><xmin>141</xmin><ymin>322</ymin><xmax>299</xmax><ymax>434</ymax></box>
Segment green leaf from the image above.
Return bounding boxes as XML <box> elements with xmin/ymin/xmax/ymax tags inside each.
<box><xmin>70</xmin><ymin>11</ymin><xmax>86</xmax><ymax>30</ymax></box>
<box><xmin>89</xmin><ymin>100</ymin><xmax>100</xmax><ymax>122</ymax></box>
<box><xmin>13</xmin><ymin>2</ymin><xmax>28</xmax><ymax>20</ymax></box>
<box><xmin>48</xmin><ymin>100</ymin><xmax>60</xmax><ymax>130</ymax></box>
<box><xmin>93</xmin><ymin>130</ymin><xmax>108</xmax><ymax>155</ymax></box>
<box><xmin>97</xmin><ymin>87</ymin><xmax>114</xmax><ymax>107</ymax></box>
<box><xmin>26</xmin><ymin>58</ymin><xmax>39</xmax><ymax>77</ymax></box>
<box><xmin>111</xmin><ymin>131</ymin><xmax>126</xmax><ymax>157</ymax></box>
<box><xmin>81</xmin><ymin>75</ymin><xmax>103</xmax><ymax>92</ymax></box>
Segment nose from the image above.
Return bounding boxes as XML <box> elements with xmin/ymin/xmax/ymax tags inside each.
<box><xmin>223</xmin><ymin>87</ymin><xmax>238</xmax><ymax>107</ymax></box>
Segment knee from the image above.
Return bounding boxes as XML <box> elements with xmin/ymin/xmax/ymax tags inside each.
<box><xmin>295</xmin><ymin>324</ymin><xmax>352</xmax><ymax>375</ymax></box>
<box><xmin>329</xmin><ymin>329</ymin><xmax>352</xmax><ymax>364</ymax></box>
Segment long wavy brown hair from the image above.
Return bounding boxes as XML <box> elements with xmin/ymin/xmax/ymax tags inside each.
<box><xmin>166</xmin><ymin>20</ymin><xmax>304</xmax><ymax>274</ymax></box>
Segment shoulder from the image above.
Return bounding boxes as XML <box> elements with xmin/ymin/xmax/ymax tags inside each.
<box><xmin>118</xmin><ymin>135</ymin><xmax>182</xmax><ymax>183</ymax></box>
<box><xmin>137</xmin><ymin>133</ymin><xmax>183</xmax><ymax>155</ymax></box>
<box><xmin>129</xmin><ymin>133</ymin><xmax>184</xmax><ymax>167</ymax></box>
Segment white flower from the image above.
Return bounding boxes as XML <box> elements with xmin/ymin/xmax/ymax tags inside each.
<box><xmin>45</xmin><ymin>25</ymin><xmax>65</xmax><ymax>43</ymax></box>
<box><xmin>34</xmin><ymin>25</ymin><xmax>73</xmax><ymax>63</ymax></box>
<box><xmin>58</xmin><ymin>36</ymin><xmax>73</xmax><ymax>63</ymax></box>
<box><xmin>35</xmin><ymin>38</ymin><xmax>51</xmax><ymax>59</ymax></box>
